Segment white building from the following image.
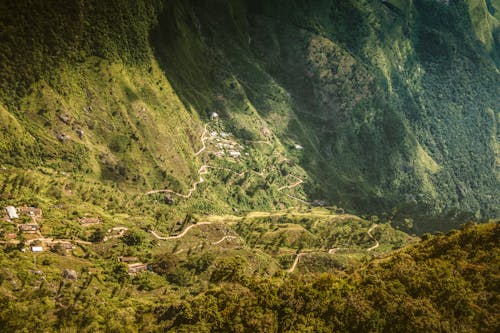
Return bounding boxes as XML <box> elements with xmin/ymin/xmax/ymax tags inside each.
<box><xmin>5</xmin><ymin>206</ymin><xmax>19</xmax><ymax>219</ymax></box>
<box><xmin>31</xmin><ymin>246</ymin><xmax>43</xmax><ymax>252</ymax></box>
<box><xmin>294</xmin><ymin>144</ymin><xmax>304</xmax><ymax>150</ymax></box>
<box><xmin>229</xmin><ymin>151</ymin><xmax>241</xmax><ymax>158</ymax></box>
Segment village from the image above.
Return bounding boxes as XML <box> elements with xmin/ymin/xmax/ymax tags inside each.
<box><xmin>206</xmin><ymin>112</ymin><xmax>247</xmax><ymax>159</ymax></box>
<box><xmin>0</xmin><ymin>205</ymin><xmax>149</xmax><ymax>276</ymax></box>
<box><xmin>0</xmin><ymin>117</ymin><xmax>312</xmax><ymax>279</ymax></box>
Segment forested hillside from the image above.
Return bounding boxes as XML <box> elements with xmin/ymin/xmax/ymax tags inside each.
<box><xmin>0</xmin><ymin>1</ymin><xmax>499</xmax><ymax>332</ymax></box>
<box><xmin>0</xmin><ymin>222</ymin><xmax>497</xmax><ymax>332</ymax></box>
<box><xmin>0</xmin><ymin>0</ymin><xmax>498</xmax><ymax>232</ymax></box>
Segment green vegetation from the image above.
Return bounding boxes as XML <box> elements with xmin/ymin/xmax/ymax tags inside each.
<box><xmin>0</xmin><ymin>0</ymin><xmax>498</xmax><ymax>331</ymax></box>
<box><xmin>0</xmin><ymin>220</ymin><xmax>497</xmax><ymax>332</ymax></box>
<box><xmin>0</xmin><ymin>0</ymin><xmax>498</xmax><ymax>232</ymax></box>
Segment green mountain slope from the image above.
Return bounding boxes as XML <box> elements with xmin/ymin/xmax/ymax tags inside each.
<box><xmin>0</xmin><ymin>1</ymin><xmax>499</xmax><ymax>331</ymax></box>
<box><xmin>0</xmin><ymin>218</ymin><xmax>496</xmax><ymax>332</ymax></box>
<box><xmin>0</xmin><ymin>0</ymin><xmax>498</xmax><ymax>232</ymax></box>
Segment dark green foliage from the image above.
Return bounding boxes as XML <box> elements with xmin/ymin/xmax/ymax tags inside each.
<box><xmin>209</xmin><ymin>256</ymin><xmax>247</xmax><ymax>283</ymax></box>
<box><xmin>113</xmin><ymin>263</ymin><xmax>129</xmax><ymax>283</ymax></box>
<box><xmin>122</xmin><ymin>230</ymin><xmax>145</xmax><ymax>246</ymax></box>
<box><xmin>0</xmin><ymin>0</ymin><xmax>162</xmax><ymax>105</ymax></box>
<box><xmin>0</xmin><ymin>0</ymin><xmax>498</xmax><ymax>230</ymax></box>
<box><xmin>186</xmin><ymin>252</ymin><xmax>216</xmax><ymax>274</ymax></box>
<box><xmin>152</xmin><ymin>252</ymin><xmax>187</xmax><ymax>285</ymax></box>
<box><xmin>156</xmin><ymin>223</ymin><xmax>499</xmax><ymax>332</ymax></box>
<box><xmin>89</xmin><ymin>228</ymin><xmax>105</xmax><ymax>243</ymax></box>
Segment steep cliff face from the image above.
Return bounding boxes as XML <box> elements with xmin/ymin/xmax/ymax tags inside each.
<box><xmin>0</xmin><ymin>0</ymin><xmax>498</xmax><ymax>231</ymax></box>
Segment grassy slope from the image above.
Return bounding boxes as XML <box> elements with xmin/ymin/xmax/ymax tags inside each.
<box><xmin>0</xmin><ymin>217</ymin><xmax>496</xmax><ymax>332</ymax></box>
<box><xmin>0</xmin><ymin>0</ymin><xmax>498</xmax><ymax>233</ymax></box>
<box><xmin>0</xmin><ymin>1</ymin><xmax>498</xmax><ymax>331</ymax></box>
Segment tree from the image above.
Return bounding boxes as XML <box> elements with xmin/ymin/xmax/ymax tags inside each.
<box><xmin>152</xmin><ymin>253</ymin><xmax>179</xmax><ymax>276</ymax></box>
<box><xmin>113</xmin><ymin>263</ymin><xmax>129</xmax><ymax>284</ymax></box>
<box><xmin>209</xmin><ymin>256</ymin><xmax>247</xmax><ymax>283</ymax></box>
<box><xmin>122</xmin><ymin>230</ymin><xmax>144</xmax><ymax>246</ymax></box>
<box><xmin>89</xmin><ymin>228</ymin><xmax>105</xmax><ymax>243</ymax></box>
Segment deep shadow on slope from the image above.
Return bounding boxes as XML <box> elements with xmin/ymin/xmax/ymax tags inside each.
<box><xmin>150</xmin><ymin>0</ymin><xmax>411</xmax><ymax>213</ymax></box>
<box><xmin>149</xmin><ymin>0</ymin><xmax>499</xmax><ymax>231</ymax></box>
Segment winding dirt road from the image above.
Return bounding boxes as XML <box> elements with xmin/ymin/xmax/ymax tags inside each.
<box><xmin>366</xmin><ymin>224</ymin><xmax>379</xmax><ymax>252</ymax></box>
<box><xmin>287</xmin><ymin>252</ymin><xmax>306</xmax><ymax>273</ymax></box>
<box><xmin>288</xmin><ymin>224</ymin><xmax>380</xmax><ymax>273</ymax></box>
<box><xmin>277</xmin><ymin>175</ymin><xmax>304</xmax><ymax>191</ymax></box>
<box><xmin>277</xmin><ymin>174</ymin><xmax>310</xmax><ymax>204</ymax></box>
<box><xmin>150</xmin><ymin>222</ymin><xmax>212</xmax><ymax>240</ymax></box>
<box><xmin>145</xmin><ymin>165</ymin><xmax>209</xmax><ymax>198</ymax></box>
<box><xmin>145</xmin><ymin>121</ymin><xmax>309</xmax><ymax>205</ymax></box>
<box><xmin>211</xmin><ymin>235</ymin><xmax>238</xmax><ymax>245</ymax></box>
<box><xmin>284</xmin><ymin>193</ymin><xmax>310</xmax><ymax>205</ymax></box>
<box><xmin>145</xmin><ymin>123</ymin><xmax>210</xmax><ymax>198</ymax></box>
<box><xmin>194</xmin><ymin>124</ymin><xmax>209</xmax><ymax>156</ymax></box>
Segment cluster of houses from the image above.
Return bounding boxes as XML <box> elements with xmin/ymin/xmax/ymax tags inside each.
<box><xmin>2</xmin><ymin>206</ymin><xmax>76</xmax><ymax>253</ymax></box>
<box><xmin>2</xmin><ymin>205</ymin><xmax>45</xmax><ymax>251</ymax></box>
<box><xmin>4</xmin><ymin>205</ymin><xmax>42</xmax><ymax>220</ymax></box>
<box><xmin>2</xmin><ymin>207</ymin><xmax>153</xmax><ymax>276</ymax></box>
<box><xmin>209</xmin><ymin>131</ymin><xmax>246</xmax><ymax>159</ymax></box>
<box><xmin>4</xmin><ymin>206</ymin><xmax>41</xmax><ymax>234</ymax></box>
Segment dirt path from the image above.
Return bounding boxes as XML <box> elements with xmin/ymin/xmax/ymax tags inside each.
<box><xmin>288</xmin><ymin>225</ymin><xmax>380</xmax><ymax>272</ymax></box>
<box><xmin>145</xmin><ymin>122</ymin><xmax>211</xmax><ymax>199</ymax></box>
<box><xmin>145</xmin><ymin>165</ymin><xmax>209</xmax><ymax>198</ymax></box>
<box><xmin>366</xmin><ymin>224</ymin><xmax>379</xmax><ymax>252</ymax></box>
<box><xmin>26</xmin><ymin>236</ymin><xmax>92</xmax><ymax>246</ymax></box>
<box><xmin>74</xmin><ymin>240</ymin><xmax>93</xmax><ymax>245</ymax></box>
<box><xmin>172</xmin><ymin>235</ymin><xmax>240</xmax><ymax>255</ymax></box>
<box><xmin>150</xmin><ymin>222</ymin><xmax>212</xmax><ymax>240</ymax></box>
<box><xmin>194</xmin><ymin>124</ymin><xmax>209</xmax><ymax>156</ymax></box>
<box><xmin>287</xmin><ymin>253</ymin><xmax>307</xmax><ymax>273</ymax></box>
<box><xmin>25</xmin><ymin>237</ymin><xmax>53</xmax><ymax>245</ymax></box>
<box><xmin>277</xmin><ymin>175</ymin><xmax>304</xmax><ymax>191</ymax></box>
<box><xmin>144</xmin><ymin>121</ymin><xmax>309</xmax><ymax>205</ymax></box>
<box><xmin>277</xmin><ymin>174</ymin><xmax>310</xmax><ymax>204</ymax></box>
<box><xmin>328</xmin><ymin>248</ymin><xmax>339</xmax><ymax>254</ymax></box>
<box><xmin>284</xmin><ymin>193</ymin><xmax>310</xmax><ymax>205</ymax></box>
<box><xmin>211</xmin><ymin>235</ymin><xmax>238</xmax><ymax>245</ymax></box>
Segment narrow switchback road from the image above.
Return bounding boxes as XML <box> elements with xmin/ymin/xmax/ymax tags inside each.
<box><xmin>145</xmin><ymin>165</ymin><xmax>209</xmax><ymax>198</ymax></box>
<box><xmin>277</xmin><ymin>175</ymin><xmax>304</xmax><ymax>191</ymax></box>
<box><xmin>211</xmin><ymin>235</ymin><xmax>238</xmax><ymax>245</ymax></box>
<box><xmin>287</xmin><ymin>253</ymin><xmax>306</xmax><ymax>273</ymax></box>
<box><xmin>277</xmin><ymin>175</ymin><xmax>310</xmax><ymax>204</ymax></box>
<box><xmin>145</xmin><ymin>123</ymin><xmax>210</xmax><ymax>198</ymax></box>
<box><xmin>366</xmin><ymin>224</ymin><xmax>379</xmax><ymax>252</ymax></box>
<box><xmin>288</xmin><ymin>224</ymin><xmax>380</xmax><ymax>272</ymax></box>
<box><xmin>150</xmin><ymin>222</ymin><xmax>212</xmax><ymax>240</ymax></box>
<box><xmin>194</xmin><ymin>124</ymin><xmax>209</xmax><ymax>156</ymax></box>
